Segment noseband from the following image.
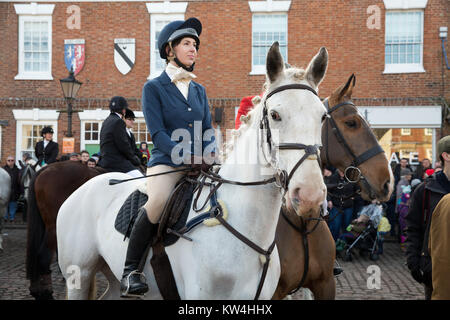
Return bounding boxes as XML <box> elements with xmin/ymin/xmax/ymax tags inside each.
<box><xmin>323</xmin><ymin>98</ymin><xmax>384</xmax><ymax>183</ymax></box>
<box><xmin>260</xmin><ymin>84</ymin><xmax>322</xmax><ymax>192</ymax></box>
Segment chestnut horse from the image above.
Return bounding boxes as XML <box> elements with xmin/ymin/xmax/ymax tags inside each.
<box><xmin>272</xmin><ymin>74</ymin><xmax>393</xmax><ymax>299</ymax></box>
<box><xmin>25</xmin><ymin>161</ymin><xmax>106</xmax><ymax>299</ymax></box>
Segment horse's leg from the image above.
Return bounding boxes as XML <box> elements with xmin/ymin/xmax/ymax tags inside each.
<box><xmin>98</xmin><ymin>263</ymin><xmax>121</xmax><ymax>300</ymax></box>
<box><xmin>309</xmin><ymin>276</ymin><xmax>336</xmax><ymax>300</ymax></box>
<box><xmin>66</xmin><ymin>269</ymin><xmax>97</xmax><ymax>300</ymax></box>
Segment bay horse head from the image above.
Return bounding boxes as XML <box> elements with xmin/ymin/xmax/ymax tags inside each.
<box><xmin>321</xmin><ymin>74</ymin><xmax>393</xmax><ymax>201</ymax></box>
<box><xmin>261</xmin><ymin>42</ymin><xmax>328</xmax><ymax>217</ymax></box>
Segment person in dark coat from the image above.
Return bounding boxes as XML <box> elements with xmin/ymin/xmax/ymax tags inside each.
<box><xmin>413</xmin><ymin>158</ymin><xmax>432</xmax><ymax>181</ymax></box>
<box><xmin>3</xmin><ymin>156</ymin><xmax>21</xmax><ymax>223</ymax></box>
<box><xmin>120</xmin><ymin>17</ymin><xmax>215</xmax><ymax>297</ymax></box>
<box><xmin>123</xmin><ymin>108</ymin><xmax>145</xmax><ymax>174</ymax></box>
<box><xmin>325</xmin><ymin>168</ymin><xmax>359</xmax><ymax>241</ymax></box>
<box><xmin>405</xmin><ymin>135</ymin><xmax>450</xmax><ymax>300</ymax></box>
<box><xmin>35</xmin><ymin>126</ymin><xmax>59</xmax><ymax>167</ymax></box>
<box><xmin>97</xmin><ymin>96</ymin><xmax>142</xmax><ymax>177</ymax></box>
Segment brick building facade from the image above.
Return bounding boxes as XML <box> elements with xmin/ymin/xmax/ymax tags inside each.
<box><xmin>0</xmin><ymin>0</ymin><xmax>448</xmax><ymax>165</ymax></box>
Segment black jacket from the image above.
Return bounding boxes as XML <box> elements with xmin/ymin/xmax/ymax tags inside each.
<box><xmin>405</xmin><ymin>171</ymin><xmax>450</xmax><ymax>281</ymax></box>
<box><xmin>325</xmin><ymin>171</ymin><xmax>358</xmax><ymax>208</ymax></box>
<box><xmin>126</xmin><ymin>129</ymin><xmax>143</xmax><ymax>160</ymax></box>
<box><xmin>3</xmin><ymin>164</ymin><xmax>21</xmax><ymax>201</ymax></box>
<box><xmin>35</xmin><ymin>140</ymin><xmax>59</xmax><ymax>165</ymax></box>
<box><xmin>98</xmin><ymin>113</ymin><xmax>141</xmax><ymax>173</ymax></box>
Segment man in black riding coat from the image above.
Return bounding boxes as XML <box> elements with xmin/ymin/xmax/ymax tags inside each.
<box><xmin>405</xmin><ymin>136</ymin><xmax>450</xmax><ymax>300</ymax></box>
<box><xmin>124</xmin><ymin>108</ymin><xmax>145</xmax><ymax>173</ymax></box>
<box><xmin>97</xmin><ymin>96</ymin><xmax>142</xmax><ymax>177</ymax></box>
<box><xmin>35</xmin><ymin>126</ymin><xmax>59</xmax><ymax>167</ymax></box>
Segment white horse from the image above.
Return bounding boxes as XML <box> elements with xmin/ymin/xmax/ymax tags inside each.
<box><xmin>57</xmin><ymin>42</ymin><xmax>328</xmax><ymax>300</ymax></box>
<box><xmin>0</xmin><ymin>167</ymin><xmax>11</xmax><ymax>251</ymax></box>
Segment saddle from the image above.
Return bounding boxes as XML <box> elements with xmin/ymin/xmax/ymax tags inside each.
<box><xmin>114</xmin><ymin>175</ymin><xmax>222</xmax><ymax>299</ymax></box>
<box><xmin>114</xmin><ymin>176</ymin><xmax>195</xmax><ymax>247</ymax></box>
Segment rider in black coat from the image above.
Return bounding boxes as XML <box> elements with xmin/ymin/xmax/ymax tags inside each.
<box><xmin>97</xmin><ymin>96</ymin><xmax>141</xmax><ymax>173</ymax></box>
<box><xmin>35</xmin><ymin>126</ymin><xmax>59</xmax><ymax>166</ymax></box>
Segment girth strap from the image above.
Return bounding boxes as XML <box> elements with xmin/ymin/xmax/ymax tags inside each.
<box><xmin>215</xmin><ymin>210</ymin><xmax>276</xmax><ymax>300</ymax></box>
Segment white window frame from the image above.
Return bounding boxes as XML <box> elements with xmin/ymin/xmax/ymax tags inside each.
<box><xmin>249</xmin><ymin>1</ymin><xmax>291</xmax><ymax>75</ymax></box>
<box><xmin>383</xmin><ymin>0</ymin><xmax>427</xmax><ymax>74</ymax></box>
<box><xmin>14</xmin><ymin>3</ymin><xmax>54</xmax><ymax>80</ymax></box>
<box><xmin>15</xmin><ymin>120</ymin><xmax>58</xmax><ymax>162</ymax></box>
<box><xmin>13</xmin><ymin>108</ymin><xmax>59</xmax><ymax>161</ymax></box>
<box><xmin>146</xmin><ymin>1</ymin><xmax>187</xmax><ymax>79</ymax></box>
<box><xmin>133</xmin><ymin>118</ymin><xmax>153</xmax><ymax>146</ymax></box>
<box><xmin>401</xmin><ymin>128</ymin><xmax>411</xmax><ymax>135</ymax></box>
<box><xmin>80</xmin><ymin>121</ymin><xmax>102</xmax><ymax>152</ymax></box>
<box><xmin>424</xmin><ymin>128</ymin><xmax>432</xmax><ymax>136</ymax></box>
<box><xmin>78</xmin><ymin>108</ymin><xmax>109</xmax><ymax>151</ymax></box>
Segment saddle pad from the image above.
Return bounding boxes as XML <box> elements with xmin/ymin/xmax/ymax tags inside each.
<box><xmin>115</xmin><ymin>190</ymin><xmax>148</xmax><ymax>237</ymax></box>
<box><xmin>114</xmin><ymin>186</ymin><xmax>194</xmax><ymax>247</ymax></box>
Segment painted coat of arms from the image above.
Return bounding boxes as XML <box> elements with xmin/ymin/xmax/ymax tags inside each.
<box><xmin>114</xmin><ymin>38</ymin><xmax>135</xmax><ymax>75</ymax></box>
<box><xmin>64</xmin><ymin>39</ymin><xmax>85</xmax><ymax>75</ymax></box>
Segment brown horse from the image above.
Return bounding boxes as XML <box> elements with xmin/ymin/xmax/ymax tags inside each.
<box><xmin>25</xmin><ymin>161</ymin><xmax>106</xmax><ymax>299</ymax></box>
<box><xmin>272</xmin><ymin>74</ymin><xmax>393</xmax><ymax>300</ymax></box>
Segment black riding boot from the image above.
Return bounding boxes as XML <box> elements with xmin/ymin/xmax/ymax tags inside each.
<box><xmin>120</xmin><ymin>208</ymin><xmax>157</xmax><ymax>297</ymax></box>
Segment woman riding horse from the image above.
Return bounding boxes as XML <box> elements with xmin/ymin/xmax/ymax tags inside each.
<box><xmin>120</xmin><ymin>17</ymin><xmax>215</xmax><ymax>297</ymax></box>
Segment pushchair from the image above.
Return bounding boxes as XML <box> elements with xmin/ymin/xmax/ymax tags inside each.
<box><xmin>336</xmin><ymin>203</ymin><xmax>384</xmax><ymax>262</ymax></box>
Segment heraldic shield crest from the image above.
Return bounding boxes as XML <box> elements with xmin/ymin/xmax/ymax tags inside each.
<box><xmin>114</xmin><ymin>38</ymin><xmax>135</xmax><ymax>75</ymax></box>
<box><xmin>64</xmin><ymin>39</ymin><xmax>85</xmax><ymax>75</ymax></box>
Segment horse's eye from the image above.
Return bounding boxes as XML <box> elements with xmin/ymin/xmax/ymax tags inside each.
<box><xmin>271</xmin><ymin>111</ymin><xmax>281</xmax><ymax>121</ymax></box>
<box><xmin>345</xmin><ymin>120</ymin><xmax>357</xmax><ymax>128</ymax></box>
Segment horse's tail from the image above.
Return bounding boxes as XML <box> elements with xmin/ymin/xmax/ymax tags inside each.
<box><xmin>25</xmin><ymin>168</ymin><xmax>52</xmax><ymax>282</ymax></box>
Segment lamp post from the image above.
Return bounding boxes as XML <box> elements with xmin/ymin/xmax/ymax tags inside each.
<box><xmin>59</xmin><ymin>69</ymin><xmax>82</xmax><ymax>137</ymax></box>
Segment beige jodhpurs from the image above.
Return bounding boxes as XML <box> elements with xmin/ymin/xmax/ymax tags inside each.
<box><xmin>143</xmin><ymin>165</ymin><xmax>188</xmax><ymax>224</ymax></box>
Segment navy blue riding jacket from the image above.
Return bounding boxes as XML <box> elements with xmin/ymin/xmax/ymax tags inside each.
<box><xmin>142</xmin><ymin>71</ymin><xmax>215</xmax><ymax>167</ymax></box>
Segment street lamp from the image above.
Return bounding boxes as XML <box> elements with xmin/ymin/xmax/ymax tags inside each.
<box><xmin>59</xmin><ymin>69</ymin><xmax>82</xmax><ymax>137</ymax></box>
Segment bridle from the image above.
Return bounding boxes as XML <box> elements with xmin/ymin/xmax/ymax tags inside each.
<box><xmin>260</xmin><ymin>83</ymin><xmax>323</xmax><ymax>193</ymax></box>
<box><xmin>323</xmin><ymin>98</ymin><xmax>384</xmax><ymax>184</ymax></box>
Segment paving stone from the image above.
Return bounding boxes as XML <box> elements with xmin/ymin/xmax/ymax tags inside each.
<box><xmin>0</xmin><ymin>227</ymin><xmax>425</xmax><ymax>300</ymax></box>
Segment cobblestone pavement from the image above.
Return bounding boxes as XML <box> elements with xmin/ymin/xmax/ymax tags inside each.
<box><xmin>0</xmin><ymin>224</ymin><xmax>425</xmax><ymax>300</ymax></box>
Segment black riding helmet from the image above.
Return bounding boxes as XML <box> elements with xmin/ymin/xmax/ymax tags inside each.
<box><xmin>109</xmin><ymin>96</ymin><xmax>128</xmax><ymax>114</ymax></box>
<box><xmin>41</xmin><ymin>126</ymin><xmax>54</xmax><ymax>137</ymax></box>
<box><xmin>124</xmin><ymin>108</ymin><xmax>136</xmax><ymax>120</ymax></box>
<box><xmin>158</xmin><ymin>17</ymin><xmax>202</xmax><ymax>71</ymax></box>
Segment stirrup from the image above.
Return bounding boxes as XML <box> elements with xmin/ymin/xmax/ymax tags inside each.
<box><xmin>121</xmin><ymin>270</ymin><xmax>148</xmax><ymax>298</ymax></box>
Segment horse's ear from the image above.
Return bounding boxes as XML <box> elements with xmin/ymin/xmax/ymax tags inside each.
<box><xmin>339</xmin><ymin>73</ymin><xmax>356</xmax><ymax>99</ymax></box>
<box><xmin>266</xmin><ymin>41</ymin><xmax>284</xmax><ymax>83</ymax></box>
<box><xmin>305</xmin><ymin>47</ymin><xmax>328</xmax><ymax>90</ymax></box>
